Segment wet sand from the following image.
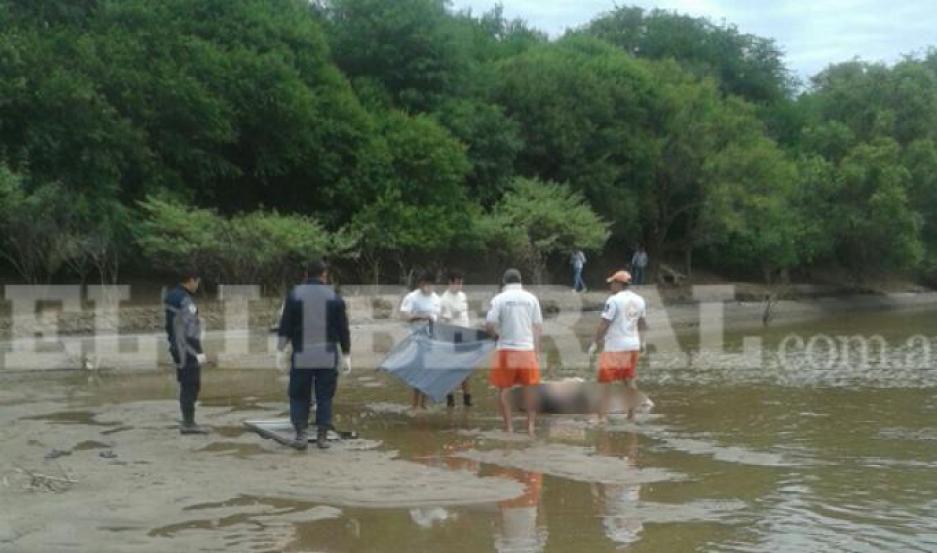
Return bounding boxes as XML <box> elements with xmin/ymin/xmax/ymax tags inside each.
<box><xmin>2</xmin><ymin>310</ymin><xmax>937</xmax><ymax>552</ymax></box>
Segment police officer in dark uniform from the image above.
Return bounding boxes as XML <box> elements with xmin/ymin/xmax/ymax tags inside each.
<box><xmin>277</xmin><ymin>259</ymin><xmax>351</xmax><ymax>450</ymax></box>
<box><xmin>164</xmin><ymin>270</ymin><xmax>209</xmax><ymax>434</ymax></box>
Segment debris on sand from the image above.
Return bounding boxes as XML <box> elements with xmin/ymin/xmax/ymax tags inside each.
<box><xmin>43</xmin><ymin>449</ymin><xmax>71</xmax><ymax>460</ymax></box>
<box><xmin>15</xmin><ymin>466</ymin><xmax>77</xmax><ymax>493</ymax></box>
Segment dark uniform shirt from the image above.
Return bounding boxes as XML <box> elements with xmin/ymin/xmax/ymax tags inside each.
<box><xmin>164</xmin><ymin>285</ymin><xmax>203</xmax><ymax>367</ymax></box>
<box><xmin>277</xmin><ymin>277</ymin><xmax>350</xmax><ymax>370</ymax></box>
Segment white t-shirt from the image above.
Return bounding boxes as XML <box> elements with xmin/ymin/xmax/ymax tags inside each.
<box><xmin>400</xmin><ymin>290</ymin><xmax>441</xmax><ymax>321</ymax></box>
<box><xmin>486</xmin><ymin>284</ymin><xmax>543</xmax><ymax>351</ymax></box>
<box><xmin>601</xmin><ymin>290</ymin><xmax>646</xmax><ymax>352</ymax></box>
<box><xmin>440</xmin><ymin>290</ymin><xmax>471</xmax><ymax>326</ymax></box>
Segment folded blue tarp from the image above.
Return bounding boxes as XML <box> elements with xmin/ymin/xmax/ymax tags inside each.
<box><xmin>378</xmin><ymin>322</ymin><xmax>495</xmax><ymax>403</ymax></box>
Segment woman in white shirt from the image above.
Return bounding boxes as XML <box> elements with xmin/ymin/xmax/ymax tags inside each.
<box><xmin>400</xmin><ymin>271</ymin><xmax>441</xmax><ymax>410</ymax></box>
<box><xmin>439</xmin><ymin>270</ymin><xmax>472</xmax><ymax>408</ymax></box>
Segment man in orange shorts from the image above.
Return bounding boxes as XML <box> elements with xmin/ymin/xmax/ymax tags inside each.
<box><xmin>485</xmin><ymin>268</ymin><xmax>543</xmax><ymax>436</ymax></box>
<box><xmin>588</xmin><ymin>270</ymin><xmax>647</xmax><ymax>421</ymax></box>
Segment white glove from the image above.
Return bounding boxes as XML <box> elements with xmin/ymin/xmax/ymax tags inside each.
<box><xmin>587</xmin><ymin>342</ymin><xmax>598</xmax><ymax>358</ymax></box>
<box><xmin>195</xmin><ymin>353</ymin><xmax>207</xmax><ymax>366</ymax></box>
<box><xmin>340</xmin><ymin>354</ymin><xmax>352</xmax><ymax>374</ymax></box>
<box><xmin>276</xmin><ymin>350</ymin><xmax>289</xmax><ymax>372</ymax></box>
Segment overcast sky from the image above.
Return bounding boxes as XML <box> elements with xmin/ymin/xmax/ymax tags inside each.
<box><xmin>451</xmin><ymin>0</ymin><xmax>936</xmax><ymax>81</ymax></box>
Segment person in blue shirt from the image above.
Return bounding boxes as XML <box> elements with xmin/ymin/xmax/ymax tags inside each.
<box><xmin>277</xmin><ymin>259</ymin><xmax>351</xmax><ymax>450</ymax></box>
<box><xmin>164</xmin><ymin>270</ymin><xmax>208</xmax><ymax>434</ymax></box>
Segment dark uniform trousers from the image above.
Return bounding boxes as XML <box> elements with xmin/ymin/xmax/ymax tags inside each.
<box><xmin>289</xmin><ymin>368</ymin><xmax>338</xmax><ymax>431</ymax></box>
<box><xmin>177</xmin><ymin>357</ymin><xmax>201</xmax><ymax>424</ymax></box>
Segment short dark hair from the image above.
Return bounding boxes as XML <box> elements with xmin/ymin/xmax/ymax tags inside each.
<box><xmin>502</xmin><ymin>268</ymin><xmax>522</xmax><ymax>284</ymax></box>
<box><xmin>447</xmin><ymin>269</ymin><xmax>464</xmax><ymax>283</ymax></box>
<box><xmin>304</xmin><ymin>259</ymin><xmax>328</xmax><ymax>277</ymax></box>
<box><xmin>416</xmin><ymin>270</ymin><xmax>435</xmax><ymax>285</ymax></box>
<box><xmin>178</xmin><ymin>269</ymin><xmax>199</xmax><ymax>283</ymax></box>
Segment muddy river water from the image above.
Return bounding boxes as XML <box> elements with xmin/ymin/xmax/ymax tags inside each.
<box><xmin>1</xmin><ymin>308</ymin><xmax>936</xmax><ymax>552</ymax></box>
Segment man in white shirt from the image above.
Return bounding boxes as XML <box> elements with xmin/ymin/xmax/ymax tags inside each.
<box><xmin>485</xmin><ymin>268</ymin><xmax>543</xmax><ymax>436</ymax></box>
<box><xmin>440</xmin><ymin>270</ymin><xmax>473</xmax><ymax>408</ymax></box>
<box><xmin>400</xmin><ymin>271</ymin><xmax>441</xmax><ymax>410</ymax></box>
<box><xmin>588</xmin><ymin>270</ymin><xmax>647</xmax><ymax>421</ymax></box>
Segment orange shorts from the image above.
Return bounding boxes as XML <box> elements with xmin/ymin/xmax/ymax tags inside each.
<box><xmin>598</xmin><ymin>351</ymin><xmax>639</xmax><ymax>383</ymax></box>
<box><xmin>489</xmin><ymin>350</ymin><xmax>541</xmax><ymax>388</ymax></box>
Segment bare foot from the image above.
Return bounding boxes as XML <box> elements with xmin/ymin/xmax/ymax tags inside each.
<box><xmin>527</xmin><ymin>423</ymin><xmax>536</xmax><ymax>437</ymax></box>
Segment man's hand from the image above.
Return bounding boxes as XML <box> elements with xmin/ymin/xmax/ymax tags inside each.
<box><xmin>195</xmin><ymin>353</ymin><xmax>207</xmax><ymax>366</ymax></box>
<box><xmin>340</xmin><ymin>354</ymin><xmax>352</xmax><ymax>374</ymax></box>
<box><xmin>587</xmin><ymin>342</ymin><xmax>598</xmax><ymax>358</ymax></box>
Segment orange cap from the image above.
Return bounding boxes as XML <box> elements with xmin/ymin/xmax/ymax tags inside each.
<box><xmin>606</xmin><ymin>270</ymin><xmax>632</xmax><ymax>284</ymax></box>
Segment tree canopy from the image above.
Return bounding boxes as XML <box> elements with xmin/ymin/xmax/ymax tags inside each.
<box><xmin>0</xmin><ymin>1</ymin><xmax>935</xmax><ymax>286</ymax></box>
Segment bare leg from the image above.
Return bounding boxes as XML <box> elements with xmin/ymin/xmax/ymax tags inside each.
<box><xmin>598</xmin><ymin>383</ymin><xmax>612</xmax><ymax>422</ymax></box>
<box><xmin>624</xmin><ymin>379</ymin><xmax>637</xmax><ymax>421</ymax></box>
<box><xmin>523</xmin><ymin>386</ymin><xmax>537</xmax><ymax>437</ymax></box>
<box><xmin>498</xmin><ymin>388</ymin><xmax>513</xmax><ymax>432</ymax></box>
<box><xmin>461</xmin><ymin>379</ymin><xmax>470</xmax><ymax>394</ymax></box>
<box><xmin>411</xmin><ymin>389</ymin><xmax>422</xmax><ymax>410</ymax></box>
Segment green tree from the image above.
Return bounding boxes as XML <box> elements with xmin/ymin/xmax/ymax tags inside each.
<box><xmin>584</xmin><ymin>6</ymin><xmax>795</xmax><ymax>105</ymax></box>
<box><xmin>347</xmin><ymin>111</ymin><xmax>473</xmax><ymax>283</ymax></box>
<box><xmin>701</xmin><ymin>137</ymin><xmax>806</xmax><ymax>283</ymax></box>
<box><xmin>479</xmin><ymin>177</ymin><xmax>609</xmax><ymax>282</ymax></box>
<box><xmin>833</xmin><ymin>139</ymin><xmax>923</xmax><ymax>274</ymax></box>
<box><xmin>493</xmin><ymin>36</ymin><xmax>654</xmax><ymax>239</ymax></box>
<box><xmin>322</xmin><ymin>0</ymin><xmax>468</xmax><ymax>112</ymax></box>
<box><xmin>0</xmin><ymin>167</ymin><xmax>84</xmax><ymax>283</ymax></box>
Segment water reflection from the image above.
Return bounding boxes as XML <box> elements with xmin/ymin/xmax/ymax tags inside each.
<box><xmin>494</xmin><ymin>467</ymin><xmax>546</xmax><ymax>553</ymax></box>
<box><xmin>594</xmin><ymin>430</ymin><xmax>643</xmax><ymax>548</ymax></box>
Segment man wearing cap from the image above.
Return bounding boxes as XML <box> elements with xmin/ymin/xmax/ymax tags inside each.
<box><xmin>588</xmin><ymin>270</ymin><xmax>647</xmax><ymax>421</ymax></box>
<box><xmin>164</xmin><ymin>271</ymin><xmax>209</xmax><ymax>434</ymax></box>
<box><xmin>485</xmin><ymin>268</ymin><xmax>543</xmax><ymax>436</ymax></box>
<box><xmin>277</xmin><ymin>259</ymin><xmax>352</xmax><ymax>450</ymax></box>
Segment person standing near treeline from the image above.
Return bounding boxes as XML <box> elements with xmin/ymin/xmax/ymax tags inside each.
<box><xmin>630</xmin><ymin>246</ymin><xmax>648</xmax><ymax>285</ymax></box>
<box><xmin>399</xmin><ymin>271</ymin><xmax>442</xmax><ymax>410</ymax></box>
<box><xmin>440</xmin><ymin>270</ymin><xmax>473</xmax><ymax>408</ymax></box>
<box><xmin>164</xmin><ymin>271</ymin><xmax>209</xmax><ymax>435</ymax></box>
<box><xmin>571</xmin><ymin>249</ymin><xmax>587</xmax><ymax>292</ymax></box>
<box><xmin>485</xmin><ymin>268</ymin><xmax>543</xmax><ymax>436</ymax></box>
<box><xmin>277</xmin><ymin>259</ymin><xmax>352</xmax><ymax>450</ymax></box>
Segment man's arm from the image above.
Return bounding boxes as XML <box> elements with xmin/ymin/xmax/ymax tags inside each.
<box><xmin>593</xmin><ymin>318</ymin><xmax>611</xmax><ymax>345</ymax></box>
<box><xmin>484</xmin><ymin>299</ymin><xmax>499</xmax><ymax>338</ymax></box>
<box><xmin>180</xmin><ymin>300</ymin><xmax>203</xmax><ymax>356</ymax></box>
<box><xmin>336</xmin><ymin>296</ymin><xmax>351</xmax><ymax>355</ymax></box>
<box><xmin>638</xmin><ymin>316</ymin><xmax>648</xmax><ymax>350</ymax></box>
<box><xmin>533</xmin><ymin>323</ymin><xmax>543</xmax><ymax>354</ymax></box>
<box><xmin>276</xmin><ymin>293</ymin><xmax>294</xmax><ymax>352</ymax></box>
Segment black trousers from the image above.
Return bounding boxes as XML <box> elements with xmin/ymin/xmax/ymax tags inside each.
<box><xmin>289</xmin><ymin>368</ymin><xmax>338</xmax><ymax>432</ymax></box>
<box><xmin>176</xmin><ymin>360</ymin><xmax>201</xmax><ymax>424</ymax></box>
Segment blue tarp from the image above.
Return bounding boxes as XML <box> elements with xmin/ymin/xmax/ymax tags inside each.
<box><xmin>378</xmin><ymin>322</ymin><xmax>495</xmax><ymax>403</ymax></box>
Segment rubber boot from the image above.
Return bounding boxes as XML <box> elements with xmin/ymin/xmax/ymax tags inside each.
<box><xmin>446</xmin><ymin>394</ymin><xmax>456</xmax><ymax>408</ymax></box>
<box><xmin>180</xmin><ymin>404</ymin><xmax>208</xmax><ymax>434</ymax></box>
<box><xmin>463</xmin><ymin>394</ymin><xmax>473</xmax><ymax>407</ymax></box>
<box><xmin>291</xmin><ymin>428</ymin><xmax>309</xmax><ymax>451</ymax></box>
<box><xmin>317</xmin><ymin>427</ymin><xmax>330</xmax><ymax>450</ymax></box>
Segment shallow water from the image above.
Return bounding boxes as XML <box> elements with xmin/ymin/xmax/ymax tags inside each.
<box><xmin>2</xmin><ymin>309</ymin><xmax>937</xmax><ymax>552</ymax></box>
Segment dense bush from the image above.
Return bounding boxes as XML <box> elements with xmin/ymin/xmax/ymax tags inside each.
<box><xmin>135</xmin><ymin>196</ymin><xmax>335</xmax><ymax>288</ymax></box>
<box><xmin>0</xmin><ymin>1</ymin><xmax>935</xmax><ymax>285</ymax></box>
